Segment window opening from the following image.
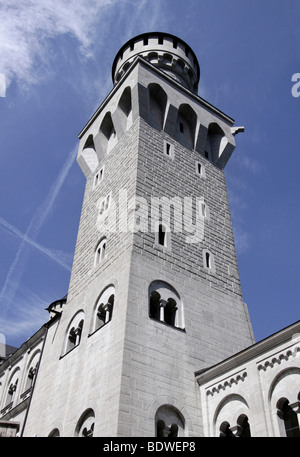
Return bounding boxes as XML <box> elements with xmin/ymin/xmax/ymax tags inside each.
<box><xmin>95</xmin><ymin>238</ymin><xmax>107</xmax><ymax>266</ymax></box>
<box><xmin>149</xmin><ymin>292</ymin><xmax>178</xmax><ymax>328</ymax></box>
<box><xmin>25</xmin><ymin>364</ymin><xmax>38</xmax><ymax>392</ymax></box>
<box><xmin>99</xmin><ymin>194</ymin><xmax>110</xmax><ymax>216</ymax></box>
<box><xmin>164</xmin><ymin>298</ymin><xmax>177</xmax><ymax>326</ymax></box>
<box><xmin>277</xmin><ymin>398</ymin><xmax>300</xmax><ymax>437</ymax></box>
<box><xmin>158</xmin><ymin>224</ymin><xmax>166</xmax><ymax>246</ymax></box>
<box><xmin>66</xmin><ymin>319</ymin><xmax>83</xmax><ymax>353</ymax></box>
<box><xmin>96</xmin><ymin>295</ymin><xmax>114</xmax><ymax>330</ymax></box>
<box><xmin>179</xmin><ymin>122</ymin><xmax>184</xmax><ymax>133</ymax></box>
<box><xmin>205</xmin><ymin>252</ymin><xmax>210</xmax><ymax>269</ymax></box>
<box><xmin>75</xmin><ymin>409</ymin><xmax>95</xmax><ymax>437</ymax></box>
<box><xmin>155</xmin><ymin>405</ymin><xmax>184</xmax><ymax>438</ymax></box>
<box><xmin>5</xmin><ymin>379</ymin><xmax>18</xmax><ymax>406</ymax></box>
<box><xmin>163</xmin><ymin>140</ymin><xmax>174</xmax><ymax>159</ymax></box>
<box><xmin>94</xmin><ymin>168</ymin><xmax>104</xmax><ymax>188</ymax></box>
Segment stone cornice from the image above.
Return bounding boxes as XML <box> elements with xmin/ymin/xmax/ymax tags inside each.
<box><xmin>195</xmin><ymin>320</ymin><xmax>300</xmax><ymax>385</ymax></box>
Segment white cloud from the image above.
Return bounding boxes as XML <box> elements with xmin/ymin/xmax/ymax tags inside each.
<box><xmin>0</xmin><ymin>0</ymin><xmax>167</xmax><ymax>92</ymax></box>
<box><xmin>0</xmin><ymin>0</ymin><xmax>117</xmax><ymax>88</ymax></box>
<box><xmin>0</xmin><ymin>286</ymin><xmax>50</xmax><ymax>345</ymax></box>
<box><xmin>0</xmin><ymin>73</ymin><xmax>6</xmax><ymax>96</ymax></box>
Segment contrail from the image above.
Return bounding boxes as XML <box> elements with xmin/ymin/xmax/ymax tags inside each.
<box><xmin>0</xmin><ymin>146</ymin><xmax>77</xmax><ymax>312</ymax></box>
<box><xmin>0</xmin><ymin>216</ymin><xmax>71</xmax><ymax>271</ymax></box>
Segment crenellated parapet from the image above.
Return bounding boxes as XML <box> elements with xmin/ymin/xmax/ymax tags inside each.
<box><xmin>112</xmin><ymin>32</ymin><xmax>200</xmax><ymax>94</ymax></box>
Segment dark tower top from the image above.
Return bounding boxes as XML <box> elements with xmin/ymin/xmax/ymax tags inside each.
<box><xmin>112</xmin><ymin>32</ymin><xmax>200</xmax><ymax>94</ymax></box>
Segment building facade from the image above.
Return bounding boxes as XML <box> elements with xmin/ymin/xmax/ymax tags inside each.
<box><xmin>0</xmin><ymin>32</ymin><xmax>299</xmax><ymax>437</ymax></box>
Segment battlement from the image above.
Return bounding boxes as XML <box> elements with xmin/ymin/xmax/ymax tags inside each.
<box><xmin>112</xmin><ymin>32</ymin><xmax>200</xmax><ymax>94</ymax></box>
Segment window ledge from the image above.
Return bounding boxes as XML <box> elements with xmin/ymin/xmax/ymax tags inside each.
<box><xmin>149</xmin><ymin>316</ymin><xmax>186</xmax><ymax>333</ymax></box>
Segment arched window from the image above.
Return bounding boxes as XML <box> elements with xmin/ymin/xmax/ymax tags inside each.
<box><xmin>205</xmin><ymin>123</ymin><xmax>225</xmax><ymax>162</ymax></box>
<box><xmin>22</xmin><ymin>351</ymin><xmax>40</xmax><ymax>394</ymax></box>
<box><xmin>118</xmin><ymin>86</ymin><xmax>132</xmax><ymax>131</ymax></box>
<box><xmin>149</xmin><ymin>281</ymin><xmax>184</xmax><ymax>329</ymax></box>
<box><xmin>94</xmin><ymin>238</ymin><xmax>107</xmax><ymax>266</ymax></box>
<box><xmin>83</xmin><ymin>134</ymin><xmax>95</xmax><ymax>151</ymax></box>
<box><xmin>91</xmin><ymin>286</ymin><xmax>115</xmax><ymax>334</ymax></box>
<box><xmin>99</xmin><ymin>112</ymin><xmax>117</xmax><ymax>154</ymax></box>
<box><xmin>4</xmin><ymin>369</ymin><xmax>19</xmax><ymax>407</ymax></box>
<box><xmin>94</xmin><ymin>167</ymin><xmax>104</xmax><ymax>188</ymax></box>
<box><xmin>155</xmin><ymin>405</ymin><xmax>184</xmax><ymax>437</ymax></box>
<box><xmin>277</xmin><ymin>397</ymin><xmax>300</xmax><ymax>437</ymax></box>
<box><xmin>176</xmin><ymin>104</ymin><xmax>197</xmax><ymax>149</ymax></box>
<box><xmin>63</xmin><ymin>311</ymin><xmax>84</xmax><ymax>355</ymax></box>
<box><xmin>75</xmin><ymin>409</ymin><xmax>95</xmax><ymax>437</ymax></box>
<box><xmin>24</xmin><ymin>362</ymin><xmax>38</xmax><ymax>392</ymax></box>
<box><xmin>148</xmin><ymin>83</ymin><xmax>167</xmax><ymax>130</ymax></box>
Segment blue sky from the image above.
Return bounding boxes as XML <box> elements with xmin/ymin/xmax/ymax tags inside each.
<box><xmin>0</xmin><ymin>0</ymin><xmax>299</xmax><ymax>348</ymax></box>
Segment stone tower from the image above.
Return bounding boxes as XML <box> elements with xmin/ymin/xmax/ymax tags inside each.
<box><xmin>23</xmin><ymin>32</ymin><xmax>254</xmax><ymax>437</ymax></box>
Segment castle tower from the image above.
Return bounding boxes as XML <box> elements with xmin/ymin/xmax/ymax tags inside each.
<box><xmin>23</xmin><ymin>32</ymin><xmax>254</xmax><ymax>437</ymax></box>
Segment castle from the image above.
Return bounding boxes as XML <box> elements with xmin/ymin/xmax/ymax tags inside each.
<box><xmin>0</xmin><ymin>32</ymin><xmax>299</xmax><ymax>438</ymax></box>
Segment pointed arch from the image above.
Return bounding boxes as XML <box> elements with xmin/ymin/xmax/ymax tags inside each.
<box><xmin>148</xmin><ymin>83</ymin><xmax>167</xmax><ymax>130</ymax></box>
<box><xmin>118</xmin><ymin>86</ymin><xmax>133</xmax><ymax>132</ymax></box>
<box><xmin>176</xmin><ymin>104</ymin><xmax>197</xmax><ymax>149</ymax></box>
<box><xmin>99</xmin><ymin>112</ymin><xmax>117</xmax><ymax>153</ymax></box>
<box><xmin>205</xmin><ymin>123</ymin><xmax>225</xmax><ymax>162</ymax></box>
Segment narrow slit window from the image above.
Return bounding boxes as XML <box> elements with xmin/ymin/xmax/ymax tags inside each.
<box><xmin>203</xmin><ymin>250</ymin><xmax>215</xmax><ymax>272</ymax></box>
<box><xmin>158</xmin><ymin>224</ymin><xmax>166</xmax><ymax>246</ymax></box>
<box><xmin>195</xmin><ymin>161</ymin><xmax>205</xmax><ymax>178</ymax></box>
<box><xmin>94</xmin><ymin>167</ymin><xmax>104</xmax><ymax>188</ymax></box>
<box><xmin>180</xmin><ymin>122</ymin><xmax>184</xmax><ymax>133</ymax></box>
<box><xmin>163</xmin><ymin>140</ymin><xmax>174</xmax><ymax>159</ymax></box>
<box><xmin>205</xmin><ymin>252</ymin><xmax>210</xmax><ymax>269</ymax></box>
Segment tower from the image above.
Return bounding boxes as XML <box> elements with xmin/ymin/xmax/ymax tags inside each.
<box><xmin>22</xmin><ymin>32</ymin><xmax>254</xmax><ymax>437</ymax></box>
